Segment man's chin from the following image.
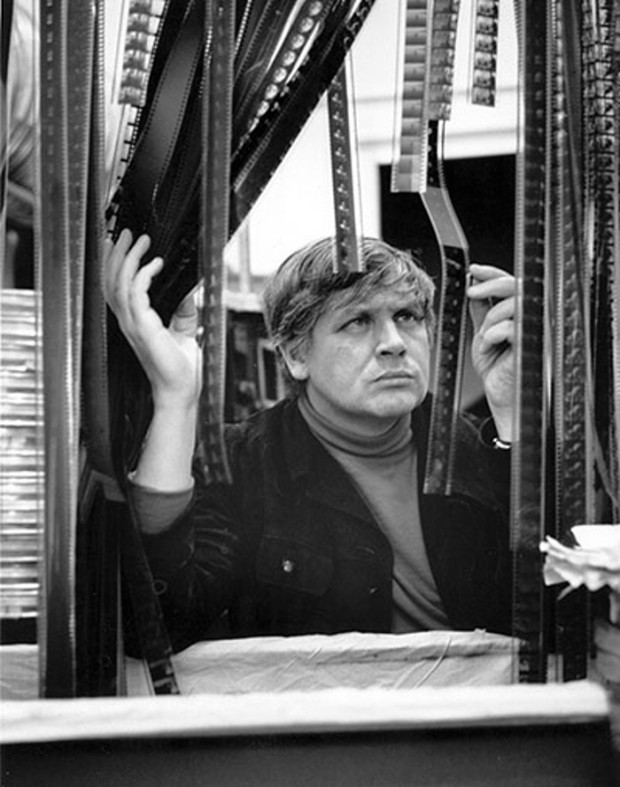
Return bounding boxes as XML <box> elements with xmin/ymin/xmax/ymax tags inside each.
<box><xmin>371</xmin><ymin>390</ymin><xmax>425</xmax><ymax>419</ymax></box>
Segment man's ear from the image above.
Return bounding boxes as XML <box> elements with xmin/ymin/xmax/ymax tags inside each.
<box><xmin>280</xmin><ymin>343</ymin><xmax>309</xmax><ymax>381</ymax></box>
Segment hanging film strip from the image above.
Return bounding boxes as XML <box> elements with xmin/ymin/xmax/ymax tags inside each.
<box><xmin>233</xmin><ymin>0</ymin><xmax>285</xmax><ymax>89</ymax></box>
<box><xmin>604</xmin><ymin>0</ymin><xmax>620</xmax><ymax>520</ymax></box>
<box><xmin>235</xmin><ymin>0</ymin><xmax>332</xmax><ymax>149</ymax></box>
<box><xmin>199</xmin><ymin>0</ymin><xmax>235</xmax><ymax>485</ymax></box>
<box><xmin>63</xmin><ymin>0</ymin><xmax>118</xmax><ymax>699</ymax></box>
<box><xmin>110</xmin><ymin>0</ymin><xmax>206</xmax><ymax>325</ymax></box>
<box><xmin>588</xmin><ymin>0</ymin><xmax>620</xmax><ymax>521</ymax></box>
<box><xmin>0</xmin><ymin>0</ymin><xmax>13</xmax><ymax>282</ymax></box>
<box><xmin>421</xmin><ymin>121</ymin><xmax>469</xmax><ymax>497</ymax></box>
<box><xmin>107</xmin><ymin>0</ymin><xmax>165</xmax><ymax>201</ymax></box>
<box><xmin>550</xmin><ymin>0</ymin><xmax>591</xmax><ymax>682</ymax></box>
<box><xmin>81</xmin><ymin>0</ymin><xmax>115</xmax><ymax>489</ymax></box>
<box><xmin>328</xmin><ymin>60</ymin><xmax>364</xmax><ymax>272</ymax></box>
<box><xmin>37</xmin><ymin>0</ymin><xmax>93</xmax><ymax>698</ymax></box>
<box><xmin>423</xmin><ymin>0</ymin><xmax>468</xmax><ymax>497</ymax></box>
<box><xmin>510</xmin><ymin>0</ymin><xmax>548</xmax><ymax>684</ymax></box>
<box><xmin>392</xmin><ymin>0</ymin><xmax>469</xmax><ymax>497</ymax></box>
<box><xmin>428</xmin><ymin>0</ymin><xmax>461</xmax><ymax>120</ymax></box>
<box><xmin>470</xmin><ymin>0</ymin><xmax>499</xmax><ymax>107</ymax></box>
<box><xmin>581</xmin><ymin>0</ymin><xmax>612</xmax><ymax>520</ymax></box>
<box><xmin>232</xmin><ymin>0</ymin><xmax>378</xmax><ymax>228</ymax></box>
<box><xmin>391</xmin><ymin>0</ymin><xmax>431</xmax><ymax>194</ymax></box>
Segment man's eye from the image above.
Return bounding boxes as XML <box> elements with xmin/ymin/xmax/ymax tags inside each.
<box><xmin>342</xmin><ymin>315</ymin><xmax>369</xmax><ymax>330</ymax></box>
<box><xmin>396</xmin><ymin>310</ymin><xmax>420</xmax><ymax>324</ymax></box>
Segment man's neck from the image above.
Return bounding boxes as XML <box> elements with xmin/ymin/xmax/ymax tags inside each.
<box><xmin>299</xmin><ymin>390</ymin><xmax>411</xmax><ymax>458</ymax></box>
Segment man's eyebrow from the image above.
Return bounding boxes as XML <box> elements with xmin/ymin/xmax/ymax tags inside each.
<box><xmin>390</xmin><ymin>295</ymin><xmax>424</xmax><ymax>310</ymax></box>
<box><xmin>333</xmin><ymin>300</ymin><xmax>371</xmax><ymax>318</ymax></box>
<box><xmin>335</xmin><ymin>293</ymin><xmax>420</xmax><ymax>314</ymax></box>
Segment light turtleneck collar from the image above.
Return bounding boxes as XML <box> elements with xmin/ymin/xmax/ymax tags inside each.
<box><xmin>297</xmin><ymin>392</ymin><xmax>412</xmax><ymax>459</ymax></box>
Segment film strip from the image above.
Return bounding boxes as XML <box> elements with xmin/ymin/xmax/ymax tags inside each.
<box><xmin>0</xmin><ymin>0</ymin><xmax>12</xmax><ymax>279</ymax></box>
<box><xmin>589</xmin><ymin>0</ymin><xmax>620</xmax><ymax>519</ymax></box>
<box><xmin>82</xmin><ymin>0</ymin><xmax>115</xmax><ymax>485</ymax></box>
<box><xmin>233</xmin><ymin>0</ymin><xmax>285</xmax><ymax>99</ymax></box>
<box><xmin>421</xmin><ymin>121</ymin><xmax>469</xmax><ymax>496</ymax></box>
<box><xmin>428</xmin><ymin>0</ymin><xmax>460</xmax><ymax>121</ymax></box>
<box><xmin>198</xmin><ymin>0</ymin><xmax>236</xmax><ymax>485</ymax></box>
<box><xmin>37</xmin><ymin>0</ymin><xmax>85</xmax><ymax>697</ymax></box>
<box><xmin>470</xmin><ymin>0</ymin><xmax>499</xmax><ymax>107</ymax></box>
<box><xmin>550</xmin><ymin>0</ymin><xmax>591</xmax><ymax>682</ymax></box>
<box><xmin>391</xmin><ymin>0</ymin><xmax>431</xmax><ymax>194</ymax></box>
<box><xmin>606</xmin><ymin>0</ymin><xmax>620</xmax><ymax>515</ymax></box>
<box><xmin>232</xmin><ymin>0</ymin><xmax>378</xmax><ymax>227</ymax></box>
<box><xmin>106</xmin><ymin>2</ymin><xmax>167</xmax><ymax>206</ymax></box>
<box><xmin>66</xmin><ymin>0</ymin><xmax>96</xmax><ymax>419</ymax></box>
<box><xmin>423</xmin><ymin>0</ymin><xmax>468</xmax><ymax>496</ymax></box>
<box><xmin>391</xmin><ymin>0</ymin><xmax>469</xmax><ymax>496</ymax></box>
<box><xmin>235</xmin><ymin>0</ymin><xmax>331</xmax><ymax>147</ymax></box>
<box><xmin>65</xmin><ymin>0</ymin><xmax>123</xmax><ymax>698</ymax></box>
<box><xmin>118</xmin><ymin>0</ymin><xmax>165</xmax><ymax>108</ymax></box>
<box><xmin>510</xmin><ymin>0</ymin><xmax>548</xmax><ymax>684</ymax></box>
<box><xmin>77</xmin><ymin>0</ymin><xmax>125</xmax><ymax>698</ymax></box>
<box><xmin>579</xmin><ymin>0</ymin><xmax>619</xmax><ymax>518</ymax></box>
<box><xmin>110</xmin><ymin>0</ymin><xmax>205</xmax><ymax>270</ymax></box>
<box><xmin>327</xmin><ymin>61</ymin><xmax>363</xmax><ymax>273</ymax></box>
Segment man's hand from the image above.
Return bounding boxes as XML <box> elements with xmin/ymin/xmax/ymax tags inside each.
<box><xmin>105</xmin><ymin>229</ymin><xmax>200</xmax><ymax>493</ymax></box>
<box><xmin>105</xmin><ymin>229</ymin><xmax>202</xmax><ymax>408</ymax></box>
<box><xmin>467</xmin><ymin>263</ymin><xmax>516</xmax><ymax>442</ymax></box>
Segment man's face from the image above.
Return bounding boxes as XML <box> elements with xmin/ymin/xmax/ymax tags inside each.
<box><xmin>284</xmin><ymin>286</ymin><xmax>431</xmax><ymax>434</ymax></box>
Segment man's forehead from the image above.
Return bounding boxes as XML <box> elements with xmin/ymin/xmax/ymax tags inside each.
<box><xmin>328</xmin><ymin>286</ymin><xmax>419</xmax><ymax>313</ymax></box>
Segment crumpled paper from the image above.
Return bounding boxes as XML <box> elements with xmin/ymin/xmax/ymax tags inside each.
<box><xmin>540</xmin><ymin>526</ymin><xmax>620</xmax><ymax>623</ymax></box>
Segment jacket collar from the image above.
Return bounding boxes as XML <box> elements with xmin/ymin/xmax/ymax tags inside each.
<box><xmin>279</xmin><ymin>399</ymin><xmax>373</xmax><ymax>523</ymax></box>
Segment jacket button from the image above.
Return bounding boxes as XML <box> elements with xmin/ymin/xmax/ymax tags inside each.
<box><xmin>281</xmin><ymin>558</ymin><xmax>295</xmax><ymax>574</ymax></box>
<box><xmin>368</xmin><ymin>586</ymin><xmax>378</xmax><ymax>595</ymax></box>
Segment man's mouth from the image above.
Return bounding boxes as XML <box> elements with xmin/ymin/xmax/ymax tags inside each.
<box><xmin>375</xmin><ymin>371</ymin><xmax>415</xmax><ymax>381</ymax></box>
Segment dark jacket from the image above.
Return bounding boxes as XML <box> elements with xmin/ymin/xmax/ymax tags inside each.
<box><xmin>142</xmin><ymin>396</ymin><xmax>512</xmax><ymax>651</ymax></box>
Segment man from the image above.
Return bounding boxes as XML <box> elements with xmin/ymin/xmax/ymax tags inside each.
<box><xmin>106</xmin><ymin>230</ymin><xmax>516</xmax><ymax>651</ymax></box>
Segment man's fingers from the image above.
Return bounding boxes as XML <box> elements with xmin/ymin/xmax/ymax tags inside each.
<box><xmin>478</xmin><ymin>295</ymin><xmax>515</xmax><ymax>333</ymax></box>
<box><xmin>104</xmin><ymin>230</ymin><xmax>132</xmax><ymax>303</ymax></box>
<box><xmin>125</xmin><ymin>256</ymin><xmax>164</xmax><ymax>328</ymax></box>
<box><xmin>103</xmin><ymin>236</ymin><xmax>115</xmax><ymax>264</ymax></box>
<box><xmin>467</xmin><ymin>264</ymin><xmax>515</xmax><ymax>334</ymax></box>
<box><xmin>468</xmin><ymin>292</ymin><xmax>515</xmax><ymax>331</ymax></box>
<box><xmin>118</xmin><ymin>233</ymin><xmax>151</xmax><ymax>286</ymax></box>
<box><xmin>468</xmin><ymin>264</ymin><xmax>515</xmax><ymax>302</ymax></box>
<box><xmin>170</xmin><ymin>291</ymin><xmax>198</xmax><ymax>336</ymax></box>
<box><xmin>175</xmin><ymin>290</ymin><xmax>197</xmax><ymax>318</ymax></box>
<box><xmin>107</xmin><ymin>228</ymin><xmax>134</xmax><ymax>275</ymax></box>
<box><xmin>106</xmin><ymin>231</ymin><xmax>153</xmax><ymax>311</ymax></box>
<box><xmin>467</xmin><ymin>275</ymin><xmax>515</xmax><ymax>302</ymax></box>
<box><xmin>476</xmin><ymin>319</ymin><xmax>515</xmax><ymax>351</ymax></box>
<box><xmin>133</xmin><ymin>255</ymin><xmax>164</xmax><ymax>291</ymax></box>
<box><xmin>468</xmin><ymin>297</ymin><xmax>487</xmax><ymax>334</ymax></box>
<box><xmin>468</xmin><ymin>262</ymin><xmax>511</xmax><ymax>281</ymax></box>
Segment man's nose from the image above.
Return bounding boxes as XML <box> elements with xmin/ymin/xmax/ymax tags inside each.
<box><xmin>376</xmin><ymin>319</ymin><xmax>406</xmax><ymax>355</ymax></box>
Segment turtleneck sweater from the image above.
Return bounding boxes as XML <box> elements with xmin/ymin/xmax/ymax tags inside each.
<box><xmin>298</xmin><ymin>393</ymin><xmax>450</xmax><ymax>633</ymax></box>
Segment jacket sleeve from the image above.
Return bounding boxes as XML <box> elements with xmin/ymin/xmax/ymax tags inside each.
<box><xmin>138</xmin><ymin>452</ymin><xmax>244</xmax><ymax>652</ymax></box>
<box><xmin>449</xmin><ymin>410</ymin><xmax>513</xmax><ymax>634</ymax></box>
